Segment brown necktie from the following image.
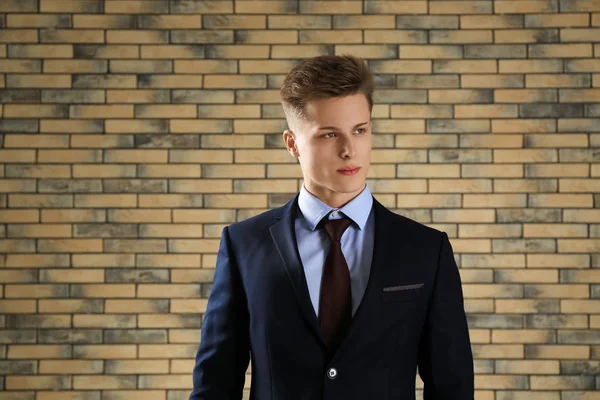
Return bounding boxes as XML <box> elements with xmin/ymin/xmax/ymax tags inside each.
<box><xmin>318</xmin><ymin>216</ymin><xmax>353</xmax><ymax>353</ymax></box>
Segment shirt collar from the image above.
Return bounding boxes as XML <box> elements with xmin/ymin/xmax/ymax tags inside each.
<box><xmin>298</xmin><ymin>183</ymin><xmax>373</xmax><ymax>231</ymax></box>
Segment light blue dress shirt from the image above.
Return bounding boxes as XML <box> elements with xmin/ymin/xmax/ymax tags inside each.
<box><xmin>295</xmin><ymin>183</ymin><xmax>375</xmax><ymax>317</ymax></box>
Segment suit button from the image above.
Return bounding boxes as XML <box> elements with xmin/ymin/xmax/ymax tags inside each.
<box><xmin>327</xmin><ymin>368</ymin><xmax>337</xmax><ymax>379</ymax></box>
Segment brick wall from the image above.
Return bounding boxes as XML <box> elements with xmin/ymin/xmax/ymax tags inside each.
<box><xmin>0</xmin><ymin>0</ymin><xmax>599</xmax><ymax>399</ymax></box>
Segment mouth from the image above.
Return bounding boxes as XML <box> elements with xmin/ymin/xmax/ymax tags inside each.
<box><xmin>338</xmin><ymin>166</ymin><xmax>360</xmax><ymax>176</ymax></box>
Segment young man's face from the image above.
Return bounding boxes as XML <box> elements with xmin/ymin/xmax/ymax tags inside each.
<box><xmin>283</xmin><ymin>93</ymin><xmax>372</xmax><ymax>208</ymax></box>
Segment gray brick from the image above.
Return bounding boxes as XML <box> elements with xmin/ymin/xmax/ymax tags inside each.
<box><xmin>520</xmin><ymin>104</ymin><xmax>584</xmax><ymax>118</ymax></box>
<box><xmin>396</xmin><ymin>75</ymin><xmax>459</xmax><ymax>89</ymax></box>
<box><xmin>6</xmin><ymin>315</ymin><xmax>69</xmax><ymax>329</ymax></box>
<box><xmin>39</xmin><ymin>329</ymin><xmax>102</xmax><ymax>344</ymax></box>
<box><xmin>268</xmin><ymin>193</ymin><xmax>296</xmax><ymax>208</ymax></box>
<box><xmin>38</xmin><ymin>180</ymin><xmax>102</xmax><ymax>193</ymax></box>
<box><xmin>0</xmin><ymin>14</ymin><xmax>4</xmax><ymax>28</ymax></box>
<box><xmin>0</xmin><ymin>330</ymin><xmax>36</xmax><ymax>344</ymax></box>
<box><xmin>526</xmin><ymin>315</ymin><xmax>587</xmax><ymax>329</ymax></box>
<box><xmin>106</xmin><ymin>269</ymin><xmax>169</xmax><ymax>283</ymax></box>
<box><xmin>103</xmin><ymin>179</ymin><xmax>167</xmax><ymax>193</ymax></box>
<box><xmin>397</xmin><ymin>15</ymin><xmax>458</xmax><ymax>29</ymax></box>
<box><xmin>0</xmin><ymin>89</ymin><xmax>40</xmax><ymax>103</ymax></box>
<box><xmin>110</xmin><ymin>60</ymin><xmax>172</xmax><ymax>74</ymax></box>
<box><xmin>427</xmin><ymin>120</ymin><xmax>490</xmax><ymax>134</ymax></box>
<box><xmin>467</xmin><ymin>315</ymin><xmax>523</xmax><ymax>329</ymax></box>
<box><xmin>561</xmin><ymin>361</ymin><xmax>600</xmax><ymax>376</ymax></box>
<box><xmin>429</xmin><ymin>149</ymin><xmax>492</xmax><ymax>163</ymax></box>
<box><xmin>0</xmin><ymin>120</ymin><xmax>38</xmax><ymax>133</ymax></box>
<box><xmin>261</xmin><ymin>105</ymin><xmax>285</xmax><ymax>119</ymax></box>
<box><xmin>592</xmin><ymin>285</ymin><xmax>600</xmax><ymax>298</ymax></box>
<box><xmin>42</xmin><ymin>90</ymin><xmax>105</xmax><ymax>103</ymax></box>
<box><xmin>265</xmin><ymin>134</ymin><xmax>285</xmax><ymax>149</ymax></box>
<box><xmin>135</xmin><ymin>134</ymin><xmax>199</xmax><ymax>149</ymax></box>
<box><xmin>168</xmin><ymin>90</ymin><xmax>232</xmax><ymax>105</ymax></box>
<box><xmin>559</xmin><ymin>118</ymin><xmax>600</xmax><ymax>133</ymax></box>
<box><xmin>559</xmin><ymin>149</ymin><xmax>600</xmax><ymax>162</ymax></box>
<box><xmin>492</xmin><ymin>239</ymin><xmax>556</xmax><ymax>253</ymax></box>
<box><xmin>171</xmin><ymin>30</ymin><xmax>234</xmax><ymax>44</ymax></box>
<box><xmin>585</xmin><ymin>104</ymin><xmax>600</xmax><ymax>117</ymax></box>
<box><xmin>497</xmin><ymin>209</ymin><xmax>561</xmax><ymax>223</ymax></box>
<box><xmin>392</xmin><ymin>209</ymin><xmax>431</xmax><ymax>224</ymax></box>
<box><xmin>558</xmin><ymin>330</ymin><xmax>600</xmax><ymax>345</ymax></box>
<box><xmin>560</xmin><ymin>0</ymin><xmax>596</xmax><ymax>12</ymax></box>
<box><xmin>373</xmin><ymin>75</ymin><xmax>395</xmax><ymax>88</ymax></box>
<box><xmin>104</xmin><ymin>329</ymin><xmax>167</xmax><ymax>344</ymax></box>
<box><xmin>72</xmin><ymin>75</ymin><xmax>139</xmax><ymax>90</ymax></box>
<box><xmin>73</xmin><ymin>224</ymin><xmax>138</xmax><ymax>238</ymax></box>
<box><xmin>373</xmin><ymin>89</ymin><xmax>427</xmax><ymax>104</ymax></box>
<box><xmin>465</xmin><ymin>45</ymin><xmax>527</xmax><ymax>59</ymax></box>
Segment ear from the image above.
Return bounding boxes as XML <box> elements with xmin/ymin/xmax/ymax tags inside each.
<box><xmin>283</xmin><ymin>129</ymin><xmax>300</xmax><ymax>158</ymax></box>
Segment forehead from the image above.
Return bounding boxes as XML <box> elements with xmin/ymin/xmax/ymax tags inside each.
<box><xmin>303</xmin><ymin>93</ymin><xmax>370</xmax><ymax>127</ymax></box>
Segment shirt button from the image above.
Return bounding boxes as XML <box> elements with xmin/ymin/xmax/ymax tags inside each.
<box><xmin>327</xmin><ymin>367</ymin><xmax>338</xmax><ymax>379</ymax></box>
<box><xmin>331</xmin><ymin>211</ymin><xmax>339</xmax><ymax>217</ymax></box>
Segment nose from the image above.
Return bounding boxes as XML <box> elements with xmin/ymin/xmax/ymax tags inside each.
<box><xmin>340</xmin><ymin>135</ymin><xmax>356</xmax><ymax>159</ymax></box>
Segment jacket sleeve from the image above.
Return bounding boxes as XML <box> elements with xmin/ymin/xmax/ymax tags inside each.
<box><xmin>417</xmin><ymin>231</ymin><xmax>474</xmax><ymax>400</ymax></box>
<box><xmin>189</xmin><ymin>226</ymin><xmax>250</xmax><ymax>400</ymax></box>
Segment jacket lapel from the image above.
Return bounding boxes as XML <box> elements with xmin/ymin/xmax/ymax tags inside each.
<box><xmin>269</xmin><ymin>193</ymin><xmax>325</xmax><ymax>347</ymax></box>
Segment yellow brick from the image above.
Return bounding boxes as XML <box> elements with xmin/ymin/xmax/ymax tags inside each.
<box><xmin>529</xmin><ymin>194</ymin><xmax>593</xmax><ymax>208</ymax></box>
<box><xmin>104</xmin><ymin>0</ymin><xmax>168</xmax><ymax>13</ymax></box>
<box><xmin>140</xmin><ymin>45</ymin><xmax>203</xmax><ymax>59</ymax></box>
<box><xmin>38</xmin><ymin>239</ymin><xmax>103</xmax><ymax>253</ymax></box>
<box><xmin>138</xmin><ymin>194</ymin><xmax>203</xmax><ymax>208</ymax></box>
<box><xmin>140</xmin><ymin>74</ymin><xmax>204</xmax><ymax>88</ymax></box>
<box><xmin>455</xmin><ymin>105</ymin><xmax>518</xmax><ymax>119</ymax></box>
<box><xmin>429</xmin><ymin>179</ymin><xmax>492</xmax><ymax>193</ymax></box>
<box><xmin>140</xmin><ymin>224</ymin><xmax>203</xmax><ymax>238</ymax></box>
<box><xmin>430</xmin><ymin>1</ymin><xmax>492</xmax><ymax>14</ymax></box>
<box><xmin>203</xmin><ymin>74</ymin><xmax>266</xmax><ymax>89</ymax></box>
<box><xmin>301</xmin><ymin>0</ymin><xmax>361</xmax><ymax>13</ymax></box>
<box><xmin>272</xmin><ymin>45</ymin><xmax>331</xmax><ymax>59</ymax></box>
<box><xmin>6</xmin><ymin>74</ymin><xmax>71</xmax><ymax>88</ymax></box>
<box><xmin>431</xmin><ymin>30</ymin><xmax>492</xmax><ymax>44</ymax></box>
<box><xmin>40</xmin><ymin>269</ymin><xmax>104</xmax><ymax>283</ymax></box>
<box><xmin>561</xmin><ymin>300</ymin><xmax>600</xmax><ymax>313</ymax></box>
<box><xmin>6</xmin><ymin>165</ymin><xmax>70</xmax><ymax>178</ymax></box>
<box><xmin>461</xmin><ymin>74</ymin><xmax>523</xmax><ymax>88</ymax></box>
<box><xmin>495</xmin><ymin>1</ymin><xmax>558</xmax><ymax>13</ymax></box>
<box><xmin>4</xmin><ymin>134</ymin><xmax>68</xmax><ymax>149</ymax></box>
<box><xmin>459</xmin><ymin>224</ymin><xmax>521</xmax><ymax>238</ymax></box>
<box><xmin>7</xmin><ymin>344</ymin><xmax>70</xmax><ymax>359</ymax></box>
<box><xmin>104</xmin><ymin>150</ymin><xmax>168</xmax><ymax>163</ymax></box>
<box><xmin>559</xmin><ymin>178</ymin><xmax>600</xmax><ymax>192</ymax></box>
<box><xmin>74</xmin><ymin>194</ymin><xmax>136</xmax><ymax>208</ymax></box>
<box><xmin>495</xmin><ymin>89</ymin><xmax>556</xmax><ymax>103</ymax></box>
<box><xmin>72</xmin><ymin>254</ymin><xmax>134</xmax><ymax>268</ymax></box>
<box><xmin>41</xmin><ymin>29</ymin><xmax>104</xmax><ymax>44</ymax></box>
<box><xmin>136</xmin><ymin>254</ymin><xmax>201</xmax><ymax>268</ymax></box>
<box><xmin>41</xmin><ymin>209</ymin><xmax>105</xmax><ymax>223</ymax></box>
<box><xmin>72</xmin><ymin>344</ymin><xmax>137</xmax><ymax>360</ymax></box>
<box><xmin>7</xmin><ymin>14</ymin><xmax>69</xmax><ymax>28</ymax></box>
<box><xmin>105</xmin><ymin>360</ymin><xmax>169</xmax><ymax>374</ymax></box>
<box><xmin>396</xmin><ymin>194</ymin><xmax>460</xmax><ymax>208</ymax></box>
<box><xmin>204</xmin><ymin>194</ymin><xmax>267</xmax><ymax>209</ymax></box>
<box><xmin>401</xmin><ymin>45</ymin><xmax>462</xmax><ymax>59</ymax></box>
<box><xmin>492</xmin><ymin>330</ymin><xmax>554</xmax><ymax>344</ymax></box>
<box><xmin>0</xmin><ymin>29</ymin><xmax>37</xmax><ymax>43</ymax></box>
<box><xmin>108</xmin><ymin>209</ymin><xmax>171</xmax><ymax>223</ymax></box>
<box><xmin>106</xmin><ymin>30</ymin><xmax>167</xmax><ymax>44</ymax></box>
<box><xmin>9</xmin><ymin>44</ymin><xmax>72</xmax><ymax>58</ymax></box>
<box><xmin>73</xmin><ymin>165</ymin><xmax>135</xmax><ymax>178</ymax></box>
<box><xmin>524</xmin><ymin>224</ymin><xmax>587</xmax><ymax>238</ymax></box>
<box><xmin>70</xmin><ymin>105</ymin><xmax>133</xmax><ymax>119</ymax></box>
<box><xmin>432</xmin><ymin>209</ymin><xmax>495</xmax><ymax>223</ymax></box>
<box><xmin>134</xmin><ymin>105</ymin><xmax>195</xmax><ymax>118</ymax></box>
<box><xmin>397</xmin><ymin>164</ymin><xmax>460</xmax><ymax>178</ymax></box>
<box><xmin>138</xmin><ymin>164</ymin><xmax>201</xmax><ymax>178</ymax></box>
<box><xmin>0</xmin><ymin>299</ymin><xmax>36</xmax><ymax>313</ymax></box>
<box><xmin>460</xmin><ymin>15</ymin><xmax>524</xmax><ymax>29</ymax></box>
<box><xmin>495</xmin><ymin>29</ymin><xmax>559</xmax><ymax>44</ymax></box>
<box><xmin>492</xmin><ymin>119</ymin><xmax>555</xmax><ymax>133</ymax></box>
<box><xmin>464</xmin><ymin>194</ymin><xmax>526</xmax><ymax>208</ymax></box>
<box><xmin>558</xmin><ymin>239</ymin><xmax>600</xmax><ymax>253</ymax></box>
<box><xmin>38</xmin><ymin>150</ymin><xmax>101</xmax><ymax>163</ymax></box>
<box><xmin>526</xmin><ymin>164</ymin><xmax>588</xmax><ymax>177</ymax></box>
<box><xmin>106</xmin><ymin>90</ymin><xmax>169</xmax><ymax>103</ymax></box>
<box><xmin>301</xmin><ymin>30</ymin><xmax>362</xmax><ymax>44</ymax></box>
<box><xmin>6</xmin><ymin>376</ymin><xmax>71</xmax><ymax>390</ymax></box>
<box><xmin>8</xmin><ymin>224</ymin><xmax>71</xmax><ymax>238</ymax></box>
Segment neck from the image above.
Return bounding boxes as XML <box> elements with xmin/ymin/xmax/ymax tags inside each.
<box><xmin>304</xmin><ymin>182</ymin><xmax>366</xmax><ymax>209</ymax></box>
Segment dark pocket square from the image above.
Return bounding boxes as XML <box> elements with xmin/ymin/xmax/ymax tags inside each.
<box><xmin>382</xmin><ymin>283</ymin><xmax>424</xmax><ymax>292</ymax></box>
<box><xmin>381</xmin><ymin>283</ymin><xmax>424</xmax><ymax>303</ymax></box>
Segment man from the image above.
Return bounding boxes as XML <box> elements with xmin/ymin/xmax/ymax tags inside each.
<box><xmin>189</xmin><ymin>55</ymin><xmax>474</xmax><ymax>399</ymax></box>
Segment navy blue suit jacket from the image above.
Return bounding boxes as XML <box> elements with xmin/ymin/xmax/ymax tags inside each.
<box><xmin>190</xmin><ymin>193</ymin><xmax>474</xmax><ymax>399</ymax></box>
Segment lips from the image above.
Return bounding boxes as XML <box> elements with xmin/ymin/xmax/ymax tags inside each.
<box><xmin>338</xmin><ymin>166</ymin><xmax>360</xmax><ymax>176</ymax></box>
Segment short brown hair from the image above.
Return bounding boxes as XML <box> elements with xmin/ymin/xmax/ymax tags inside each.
<box><xmin>280</xmin><ymin>54</ymin><xmax>374</xmax><ymax>129</ymax></box>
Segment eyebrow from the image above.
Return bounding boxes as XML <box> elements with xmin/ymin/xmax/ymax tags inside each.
<box><xmin>317</xmin><ymin>121</ymin><xmax>369</xmax><ymax>131</ymax></box>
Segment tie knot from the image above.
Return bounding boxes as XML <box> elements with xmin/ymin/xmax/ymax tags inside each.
<box><xmin>323</xmin><ymin>216</ymin><xmax>352</xmax><ymax>242</ymax></box>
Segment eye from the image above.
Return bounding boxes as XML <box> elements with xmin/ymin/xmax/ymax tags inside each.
<box><xmin>322</xmin><ymin>132</ymin><xmax>336</xmax><ymax>138</ymax></box>
<box><xmin>356</xmin><ymin>128</ymin><xmax>366</xmax><ymax>134</ymax></box>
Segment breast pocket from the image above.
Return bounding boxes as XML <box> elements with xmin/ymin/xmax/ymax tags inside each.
<box><xmin>380</xmin><ymin>283</ymin><xmax>424</xmax><ymax>303</ymax></box>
